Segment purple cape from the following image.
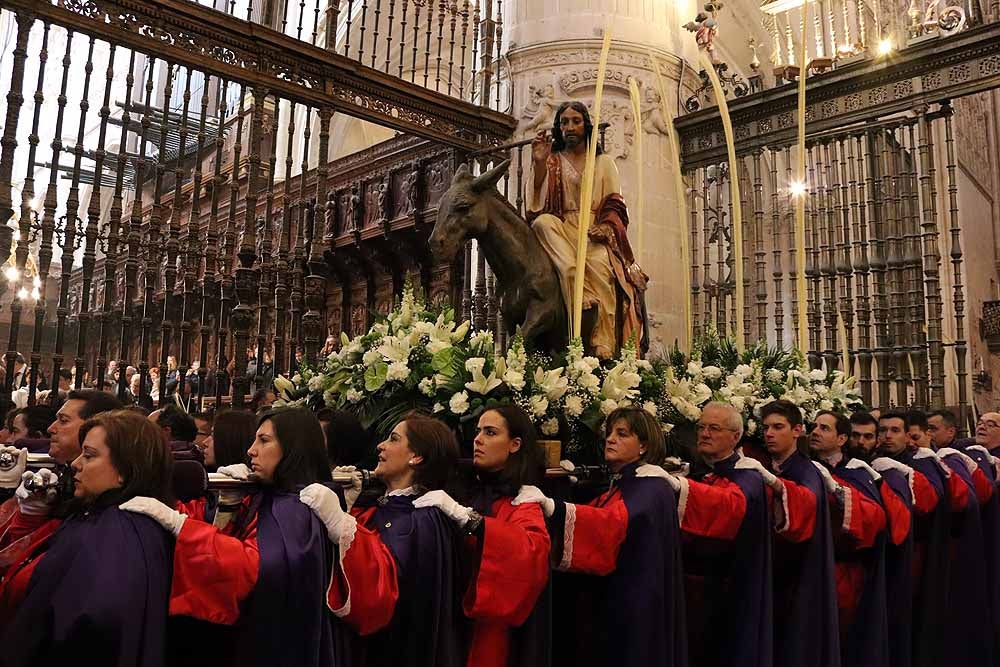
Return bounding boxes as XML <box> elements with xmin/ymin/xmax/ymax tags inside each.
<box><xmin>1</xmin><ymin>505</ymin><xmax>173</xmax><ymax>666</ymax></box>
<box><xmin>879</xmin><ymin>468</ymin><xmax>913</xmax><ymax>667</ymax></box>
<box><xmin>552</xmin><ymin>462</ymin><xmax>687</xmax><ymax>667</ymax></box>
<box><xmin>938</xmin><ymin>455</ymin><xmax>995</xmax><ymax>667</ymax></box>
<box><xmin>356</xmin><ymin>494</ymin><xmax>464</xmax><ymax>667</ymax></box>
<box><xmin>900</xmin><ymin>451</ymin><xmax>952</xmax><ymax>667</ymax></box>
<box><xmin>833</xmin><ymin>459</ymin><xmax>890</xmax><ymax>667</ymax></box>
<box><xmin>235</xmin><ymin>489</ymin><xmax>348</xmax><ymax>667</ymax></box>
<box><xmin>961</xmin><ymin>444</ymin><xmax>1000</xmax><ymax>663</ymax></box>
<box><xmin>772</xmin><ymin>452</ymin><xmax>840</xmax><ymax>667</ymax></box>
<box><xmin>685</xmin><ymin>453</ymin><xmax>773</xmax><ymax>667</ymax></box>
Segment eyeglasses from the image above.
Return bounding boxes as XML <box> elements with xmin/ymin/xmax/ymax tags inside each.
<box><xmin>696</xmin><ymin>423</ymin><xmax>737</xmax><ymax>434</ymax></box>
<box><xmin>977</xmin><ymin>420</ymin><xmax>1000</xmax><ymax>430</ymax></box>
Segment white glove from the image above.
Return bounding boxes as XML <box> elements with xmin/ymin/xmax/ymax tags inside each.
<box><xmin>812</xmin><ymin>461</ymin><xmax>845</xmax><ymax>503</ymax></box>
<box><xmin>511</xmin><ymin>484</ymin><xmax>556</xmax><ymax>517</ymax></box>
<box><xmin>217</xmin><ymin>463</ymin><xmax>252</xmax><ymax>481</ymax></box>
<box><xmin>412</xmin><ymin>489</ymin><xmax>473</xmax><ymax>527</ymax></box>
<box><xmin>871</xmin><ymin>457</ymin><xmax>912</xmax><ymax>476</ymax></box>
<box><xmin>636</xmin><ymin>463</ymin><xmax>682</xmax><ymax>493</ymax></box>
<box><xmin>559</xmin><ymin>459</ymin><xmax>578</xmax><ymax>484</ymax></box>
<box><xmin>333</xmin><ymin>466</ymin><xmax>364</xmax><ymax>510</ymax></box>
<box><xmin>15</xmin><ymin>469</ymin><xmax>59</xmax><ymax>516</ymax></box>
<box><xmin>735</xmin><ymin>456</ymin><xmax>781</xmax><ymax>489</ymax></box>
<box><xmin>119</xmin><ymin>496</ymin><xmax>187</xmax><ymax>536</ymax></box>
<box><xmin>937</xmin><ymin>448</ymin><xmax>979</xmax><ymax>475</ymax></box>
<box><xmin>0</xmin><ymin>447</ymin><xmax>28</xmax><ymax>489</ymax></box>
<box><xmin>300</xmin><ymin>483</ymin><xmax>354</xmax><ymax>541</ymax></box>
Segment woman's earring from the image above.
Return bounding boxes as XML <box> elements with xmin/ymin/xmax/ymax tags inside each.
<box><xmin>408</xmin><ymin>459</ymin><xmax>416</xmax><ymax>465</ymax></box>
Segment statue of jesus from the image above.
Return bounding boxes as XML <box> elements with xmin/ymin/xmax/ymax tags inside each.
<box><xmin>527</xmin><ymin>101</ymin><xmax>647</xmax><ymax>359</ymax></box>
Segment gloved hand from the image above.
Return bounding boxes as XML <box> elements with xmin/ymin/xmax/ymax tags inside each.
<box><xmin>559</xmin><ymin>459</ymin><xmax>578</xmax><ymax>484</ymax></box>
<box><xmin>812</xmin><ymin>461</ymin><xmax>845</xmax><ymax>503</ymax></box>
<box><xmin>735</xmin><ymin>456</ymin><xmax>782</xmax><ymax>489</ymax></box>
<box><xmin>15</xmin><ymin>469</ymin><xmax>59</xmax><ymax>516</ymax></box>
<box><xmin>636</xmin><ymin>463</ymin><xmax>682</xmax><ymax>493</ymax></box>
<box><xmin>333</xmin><ymin>465</ymin><xmax>364</xmax><ymax>510</ymax></box>
<box><xmin>412</xmin><ymin>489</ymin><xmax>473</xmax><ymax>527</ymax></box>
<box><xmin>119</xmin><ymin>496</ymin><xmax>187</xmax><ymax>536</ymax></box>
<box><xmin>0</xmin><ymin>446</ymin><xmax>27</xmax><ymax>489</ymax></box>
<box><xmin>871</xmin><ymin>457</ymin><xmax>912</xmax><ymax>476</ymax></box>
<box><xmin>300</xmin><ymin>483</ymin><xmax>354</xmax><ymax>541</ymax></box>
<box><xmin>217</xmin><ymin>463</ymin><xmax>252</xmax><ymax>481</ymax></box>
<box><xmin>511</xmin><ymin>485</ymin><xmax>556</xmax><ymax>517</ymax></box>
<box><xmin>937</xmin><ymin>448</ymin><xmax>979</xmax><ymax>475</ymax></box>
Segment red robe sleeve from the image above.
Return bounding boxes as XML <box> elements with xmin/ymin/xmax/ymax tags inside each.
<box><xmin>555</xmin><ymin>492</ymin><xmax>628</xmax><ymax>575</ymax></box>
<box><xmin>833</xmin><ymin>475</ymin><xmax>886</xmax><ymax>550</ymax></box>
<box><xmin>464</xmin><ymin>500</ymin><xmax>551</xmax><ymax>667</ymax></box>
<box><xmin>326</xmin><ymin>508</ymin><xmax>400</xmax><ymax>636</ymax></box>
<box><xmin>774</xmin><ymin>478</ymin><xmax>817</xmax><ymax>542</ymax></box>
<box><xmin>169</xmin><ymin>515</ymin><xmax>260</xmax><ymax>624</ymax></box>
<box><xmin>465</xmin><ymin>500</ymin><xmax>550</xmax><ymax>626</ymax></box>
<box><xmin>881</xmin><ymin>483</ymin><xmax>912</xmax><ymax>547</ymax></box>
<box><xmin>680</xmin><ymin>477</ymin><xmax>747</xmax><ymax>541</ymax></box>
<box><xmin>911</xmin><ymin>471</ymin><xmax>940</xmax><ymax>516</ymax></box>
<box><xmin>946</xmin><ymin>471</ymin><xmax>970</xmax><ymax>512</ymax></box>
<box><xmin>971</xmin><ymin>468</ymin><xmax>994</xmax><ymax>504</ymax></box>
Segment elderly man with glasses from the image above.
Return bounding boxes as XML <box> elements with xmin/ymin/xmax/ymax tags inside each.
<box><xmin>646</xmin><ymin>401</ymin><xmax>780</xmax><ymax>667</ymax></box>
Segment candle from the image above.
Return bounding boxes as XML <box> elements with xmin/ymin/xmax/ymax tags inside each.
<box><xmin>628</xmin><ymin>77</ymin><xmax>644</xmax><ymax>261</ymax></box>
<box><xmin>794</xmin><ymin>15</ymin><xmax>809</xmax><ymax>354</ymax></box>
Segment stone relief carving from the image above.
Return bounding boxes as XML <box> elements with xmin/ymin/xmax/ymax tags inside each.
<box><xmin>640</xmin><ymin>85</ymin><xmax>670</xmax><ymax>136</ymax></box>
<box><xmin>519</xmin><ymin>83</ymin><xmax>559</xmax><ymax>135</ymax></box>
<box><xmin>953</xmin><ymin>93</ymin><xmax>993</xmax><ymax>192</ymax></box>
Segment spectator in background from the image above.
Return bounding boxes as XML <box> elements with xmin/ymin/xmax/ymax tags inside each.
<box><xmin>192</xmin><ymin>411</ymin><xmax>214</xmax><ymax>452</ymax></box>
<box><xmin>250</xmin><ymin>387</ymin><xmax>276</xmax><ymax>414</ymax></box>
<box><xmin>9</xmin><ymin>405</ymin><xmax>58</xmax><ymax>449</ymax></box>
<box><xmin>149</xmin><ymin>404</ymin><xmax>201</xmax><ymax>463</ymax></box>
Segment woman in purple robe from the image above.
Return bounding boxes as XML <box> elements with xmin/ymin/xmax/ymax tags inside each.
<box><xmin>120</xmin><ymin>407</ymin><xmax>349</xmax><ymax>667</ymax></box>
<box><xmin>0</xmin><ymin>409</ymin><xmax>175</xmax><ymax>666</ymax></box>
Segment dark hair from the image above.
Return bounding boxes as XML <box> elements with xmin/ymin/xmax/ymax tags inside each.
<box><xmin>58</xmin><ymin>369</ymin><xmax>72</xmax><ymax>381</ymax></box>
<box><xmin>212</xmin><ymin>409</ymin><xmax>257</xmax><ymax>470</ymax></box>
<box><xmin>322</xmin><ymin>409</ymin><xmax>373</xmax><ymax>468</ymax></box>
<box><xmin>5</xmin><ymin>407</ymin><xmax>23</xmax><ymax>432</ymax></box>
<box><xmin>155</xmin><ymin>404</ymin><xmax>198</xmax><ymax>443</ymax></box>
<box><xmin>759</xmin><ymin>399</ymin><xmax>804</xmax><ymax>428</ymax></box>
<box><xmin>78</xmin><ymin>410</ymin><xmax>174</xmax><ymax>506</ymax></box>
<box><xmin>849</xmin><ymin>412</ymin><xmax>879</xmax><ymax>429</ymax></box>
<box><xmin>928</xmin><ymin>409</ymin><xmax>957</xmax><ymax>429</ymax></box>
<box><xmin>551</xmin><ymin>101</ymin><xmax>603</xmax><ymax>155</ymax></box>
<box><xmin>19</xmin><ymin>404</ymin><xmax>58</xmax><ymax>438</ymax></box>
<box><xmin>879</xmin><ymin>410</ymin><xmax>911</xmax><ymax>431</ymax></box>
<box><xmin>906</xmin><ymin>410</ymin><xmax>928</xmax><ymax>431</ymax></box>
<box><xmin>316</xmin><ymin>407</ymin><xmax>337</xmax><ymax>423</ymax></box>
<box><xmin>258</xmin><ymin>407</ymin><xmax>332</xmax><ymax>491</ymax></box>
<box><xmin>66</xmin><ymin>389</ymin><xmax>124</xmax><ymax>420</ymax></box>
<box><xmin>605</xmin><ymin>407</ymin><xmax>667</xmax><ymax>466</ymax></box>
<box><xmin>400</xmin><ymin>414</ymin><xmax>460</xmax><ymax>491</ymax></box>
<box><xmin>815</xmin><ymin>410</ymin><xmax>851</xmax><ymax>438</ymax></box>
<box><xmin>480</xmin><ymin>405</ymin><xmax>544</xmax><ymax>488</ymax></box>
<box><xmin>192</xmin><ymin>410</ymin><xmax>215</xmax><ymax>426</ymax></box>
<box><xmin>250</xmin><ymin>388</ymin><xmax>276</xmax><ymax>413</ymax></box>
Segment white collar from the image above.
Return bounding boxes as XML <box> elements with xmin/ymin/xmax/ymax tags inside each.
<box><xmin>386</xmin><ymin>486</ymin><xmax>418</xmax><ymax>497</ymax></box>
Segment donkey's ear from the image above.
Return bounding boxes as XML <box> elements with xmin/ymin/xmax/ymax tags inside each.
<box><xmin>452</xmin><ymin>163</ymin><xmax>474</xmax><ymax>184</ymax></box>
<box><xmin>471</xmin><ymin>160</ymin><xmax>511</xmax><ymax>193</ymax></box>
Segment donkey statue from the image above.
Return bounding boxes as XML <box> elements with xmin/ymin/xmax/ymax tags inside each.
<box><xmin>429</xmin><ymin>161</ymin><xmax>568</xmax><ymax>353</ymax></box>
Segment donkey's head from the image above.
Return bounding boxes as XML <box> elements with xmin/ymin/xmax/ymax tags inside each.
<box><xmin>429</xmin><ymin>160</ymin><xmax>510</xmax><ymax>261</ymax></box>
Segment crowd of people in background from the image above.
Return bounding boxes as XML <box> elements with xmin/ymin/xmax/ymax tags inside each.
<box><xmin>0</xmin><ymin>340</ymin><xmax>996</xmax><ymax>667</ymax></box>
